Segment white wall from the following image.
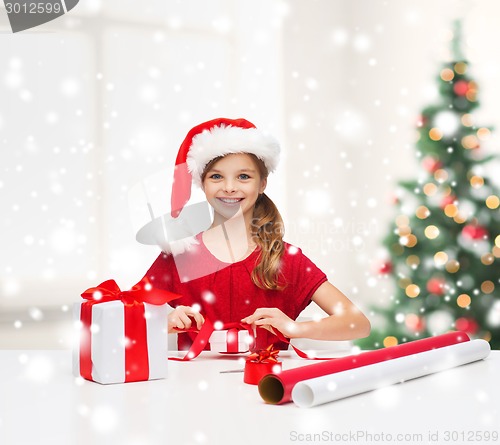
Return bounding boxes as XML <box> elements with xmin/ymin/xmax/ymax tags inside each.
<box><xmin>1</xmin><ymin>0</ymin><xmax>500</xmax><ymax>347</ymax></box>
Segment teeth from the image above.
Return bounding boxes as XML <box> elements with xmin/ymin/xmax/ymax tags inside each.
<box><xmin>219</xmin><ymin>198</ymin><xmax>242</xmax><ymax>203</ymax></box>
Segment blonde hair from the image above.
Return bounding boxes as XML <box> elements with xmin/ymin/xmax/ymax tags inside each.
<box><xmin>201</xmin><ymin>154</ymin><xmax>285</xmax><ymax>290</ymax></box>
<box><xmin>251</xmin><ymin>192</ymin><xmax>286</xmax><ymax>290</ymax></box>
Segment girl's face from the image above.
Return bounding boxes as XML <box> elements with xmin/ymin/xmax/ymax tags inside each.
<box><xmin>202</xmin><ymin>153</ymin><xmax>267</xmax><ymax>221</ymax></box>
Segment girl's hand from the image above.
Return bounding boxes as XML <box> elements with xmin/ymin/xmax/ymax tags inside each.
<box><xmin>241</xmin><ymin>308</ymin><xmax>301</xmax><ymax>339</ymax></box>
<box><xmin>168</xmin><ymin>305</ymin><xmax>204</xmax><ymax>333</ymax></box>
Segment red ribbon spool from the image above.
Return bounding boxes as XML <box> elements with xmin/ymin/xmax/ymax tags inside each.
<box><xmin>244</xmin><ymin>344</ymin><xmax>282</xmax><ymax>385</ymax></box>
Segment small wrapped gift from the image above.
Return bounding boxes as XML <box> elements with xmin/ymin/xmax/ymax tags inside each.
<box><xmin>73</xmin><ymin>278</ymin><xmax>180</xmax><ymax>384</ymax></box>
<box><xmin>244</xmin><ymin>344</ymin><xmax>282</xmax><ymax>385</ymax></box>
<box><xmin>209</xmin><ymin>327</ymin><xmax>254</xmax><ymax>353</ymax></box>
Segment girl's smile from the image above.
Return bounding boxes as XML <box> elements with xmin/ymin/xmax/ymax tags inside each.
<box><xmin>216</xmin><ymin>197</ymin><xmax>244</xmax><ymax>205</ymax></box>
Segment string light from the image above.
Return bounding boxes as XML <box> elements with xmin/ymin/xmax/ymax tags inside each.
<box><xmin>405</xmin><ymin>313</ymin><xmax>421</xmax><ymax>330</ymax></box>
<box><xmin>423</xmin><ymin>183</ymin><xmax>438</xmax><ymax>196</ymax></box>
<box><xmin>466</xmin><ymin>81</ymin><xmax>477</xmax><ymax>101</ymax></box>
<box><xmin>481</xmin><ymin>253</ymin><xmax>494</xmax><ymax>265</ymax></box>
<box><xmin>406</xmin><ymin>255</ymin><xmax>420</xmax><ymax>267</ymax></box>
<box><xmin>444</xmin><ymin>204</ymin><xmax>458</xmax><ymax>217</ymax></box>
<box><xmin>405</xmin><ymin>284</ymin><xmax>420</xmax><ymax>298</ymax></box>
<box><xmin>454</xmin><ymin>62</ymin><xmax>467</xmax><ymax>74</ymax></box>
<box><xmin>434</xmin><ymin>169</ymin><xmax>448</xmax><ymax>183</ymax></box>
<box><xmin>429</xmin><ymin>128</ymin><xmax>443</xmax><ymax>141</ymax></box>
<box><xmin>470</xmin><ymin>176</ymin><xmax>484</xmax><ymax>188</ymax></box>
<box><xmin>416</xmin><ymin>206</ymin><xmax>430</xmax><ymax>219</ymax></box>
<box><xmin>477</xmin><ymin>128</ymin><xmax>491</xmax><ymax>140</ymax></box>
<box><xmin>406</xmin><ymin>234</ymin><xmax>418</xmax><ymax>247</ymax></box>
<box><xmin>481</xmin><ymin>281</ymin><xmax>495</xmax><ymax>294</ymax></box>
<box><xmin>424</xmin><ymin>225</ymin><xmax>440</xmax><ymax>239</ymax></box>
<box><xmin>383</xmin><ymin>336</ymin><xmax>398</xmax><ymax>347</ymax></box>
<box><xmin>456</xmin><ymin>294</ymin><xmax>471</xmax><ymax>308</ymax></box>
<box><xmin>442</xmin><ymin>185</ymin><xmax>452</xmax><ymax>196</ymax></box>
<box><xmin>434</xmin><ymin>251</ymin><xmax>448</xmax><ymax>266</ymax></box>
<box><xmin>486</xmin><ymin>195</ymin><xmax>499</xmax><ymax>209</ymax></box>
<box><xmin>445</xmin><ymin>259</ymin><xmax>460</xmax><ymax>273</ymax></box>
<box><xmin>399</xmin><ymin>234</ymin><xmax>418</xmax><ymax>248</ymax></box>
<box><xmin>440</xmin><ymin>68</ymin><xmax>454</xmax><ymax>81</ymax></box>
<box><xmin>462</xmin><ymin>135</ymin><xmax>479</xmax><ymax>149</ymax></box>
<box><xmin>461</xmin><ymin>114</ymin><xmax>473</xmax><ymax>126</ymax></box>
<box><xmin>397</xmin><ymin>226</ymin><xmax>412</xmax><ymax>236</ymax></box>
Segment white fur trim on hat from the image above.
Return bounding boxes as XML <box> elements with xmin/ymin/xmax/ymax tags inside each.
<box><xmin>186</xmin><ymin>124</ymin><xmax>280</xmax><ymax>186</ymax></box>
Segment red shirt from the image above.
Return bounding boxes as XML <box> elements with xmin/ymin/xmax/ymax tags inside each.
<box><xmin>143</xmin><ymin>233</ymin><xmax>327</xmax><ymax>350</ymax></box>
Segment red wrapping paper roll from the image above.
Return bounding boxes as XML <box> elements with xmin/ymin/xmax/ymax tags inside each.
<box><xmin>244</xmin><ymin>361</ymin><xmax>282</xmax><ymax>385</ymax></box>
<box><xmin>258</xmin><ymin>331</ymin><xmax>470</xmax><ymax>405</ymax></box>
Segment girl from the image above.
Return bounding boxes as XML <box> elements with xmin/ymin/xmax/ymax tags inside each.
<box><xmin>144</xmin><ymin>118</ymin><xmax>370</xmax><ymax>350</ymax></box>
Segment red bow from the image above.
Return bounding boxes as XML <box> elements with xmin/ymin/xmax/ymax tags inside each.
<box><xmin>247</xmin><ymin>344</ymin><xmax>280</xmax><ymax>364</ymax></box>
<box><xmin>81</xmin><ymin>277</ymin><xmax>179</xmax><ymax>306</ymax></box>
<box><xmin>79</xmin><ymin>278</ymin><xmax>180</xmax><ymax>383</ymax></box>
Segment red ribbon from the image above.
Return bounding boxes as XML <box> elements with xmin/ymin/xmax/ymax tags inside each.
<box><xmin>227</xmin><ymin>328</ymin><xmax>240</xmax><ymax>353</ymax></box>
<box><xmin>79</xmin><ymin>277</ymin><xmax>180</xmax><ymax>383</ymax></box>
<box><xmin>271</xmin><ymin>328</ymin><xmax>333</xmax><ymax>360</ymax></box>
<box><xmin>170</xmin><ymin>320</ymin><xmax>255</xmax><ymax>361</ymax></box>
<box><xmin>171</xmin><ymin>320</ymin><xmax>339</xmax><ymax>362</ymax></box>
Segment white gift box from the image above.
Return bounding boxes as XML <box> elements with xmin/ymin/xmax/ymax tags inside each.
<box><xmin>209</xmin><ymin>329</ymin><xmax>253</xmax><ymax>353</ymax></box>
<box><xmin>73</xmin><ymin>300</ymin><xmax>169</xmax><ymax>384</ymax></box>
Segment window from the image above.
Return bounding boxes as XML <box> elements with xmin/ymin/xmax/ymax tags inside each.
<box><xmin>0</xmin><ymin>1</ymin><xmax>285</xmax><ymax>314</ymax></box>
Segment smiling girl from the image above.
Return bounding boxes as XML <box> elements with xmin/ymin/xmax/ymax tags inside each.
<box><xmin>144</xmin><ymin>118</ymin><xmax>370</xmax><ymax>350</ymax></box>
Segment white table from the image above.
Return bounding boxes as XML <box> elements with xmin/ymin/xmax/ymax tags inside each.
<box><xmin>0</xmin><ymin>349</ymin><xmax>499</xmax><ymax>445</ymax></box>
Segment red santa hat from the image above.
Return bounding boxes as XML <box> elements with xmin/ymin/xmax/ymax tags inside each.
<box><xmin>171</xmin><ymin>117</ymin><xmax>280</xmax><ymax>217</ymax></box>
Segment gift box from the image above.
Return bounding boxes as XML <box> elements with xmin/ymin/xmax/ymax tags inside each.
<box><xmin>73</xmin><ymin>278</ymin><xmax>179</xmax><ymax>384</ymax></box>
<box><xmin>209</xmin><ymin>328</ymin><xmax>254</xmax><ymax>353</ymax></box>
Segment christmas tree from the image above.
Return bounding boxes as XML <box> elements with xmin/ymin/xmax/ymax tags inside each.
<box><xmin>359</xmin><ymin>21</ymin><xmax>500</xmax><ymax>350</ymax></box>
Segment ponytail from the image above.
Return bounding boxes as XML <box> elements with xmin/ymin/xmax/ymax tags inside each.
<box><xmin>250</xmin><ymin>192</ymin><xmax>285</xmax><ymax>290</ymax></box>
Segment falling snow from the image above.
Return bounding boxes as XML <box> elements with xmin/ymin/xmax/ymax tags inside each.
<box><xmin>0</xmin><ymin>10</ymin><xmax>499</xmax><ymax>436</ymax></box>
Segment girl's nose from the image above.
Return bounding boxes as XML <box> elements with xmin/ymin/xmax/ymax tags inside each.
<box><xmin>223</xmin><ymin>180</ymin><xmax>237</xmax><ymax>193</ymax></box>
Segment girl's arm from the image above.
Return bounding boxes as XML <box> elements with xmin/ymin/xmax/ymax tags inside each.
<box><xmin>296</xmin><ymin>281</ymin><xmax>371</xmax><ymax>340</ymax></box>
<box><xmin>241</xmin><ymin>281</ymin><xmax>371</xmax><ymax>341</ymax></box>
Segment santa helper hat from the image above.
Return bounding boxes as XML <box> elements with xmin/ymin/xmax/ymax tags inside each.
<box><xmin>170</xmin><ymin>117</ymin><xmax>280</xmax><ymax>218</ymax></box>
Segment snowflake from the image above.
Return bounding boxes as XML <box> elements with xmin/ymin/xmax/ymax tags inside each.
<box><xmin>90</xmin><ymin>405</ymin><xmax>118</xmax><ymax>433</ymax></box>
<box><xmin>23</xmin><ymin>355</ymin><xmax>54</xmax><ymax>382</ymax></box>
<box><xmin>29</xmin><ymin>307</ymin><xmax>44</xmax><ymax>321</ymax></box>
<box><xmin>60</xmin><ymin>78</ymin><xmax>80</xmax><ymax>97</ymax></box>
<box><xmin>353</xmin><ymin>33</ymin><xmax>372</xmax><ymax>52</ymax></box>
<box><xmin>198</xmin><ymin>380</ymin><xmax>209</xmax><ymax>391</ymax></box>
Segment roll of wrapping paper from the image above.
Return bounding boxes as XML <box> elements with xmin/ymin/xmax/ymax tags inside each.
<box><xmin>258</xmin><ymin>331</ymin><xmax>470</xmax><ymax>405</ymax></box>
<box><xmin>292</xmin><ymin>339</ymin><xmax>490</xmax><ymax>408</ymax></box>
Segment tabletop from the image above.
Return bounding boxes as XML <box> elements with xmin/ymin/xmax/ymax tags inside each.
<box><xmin>0</xmin><ymin>349</ymin><xmax>499</xmax><ymax>445</ymax></box>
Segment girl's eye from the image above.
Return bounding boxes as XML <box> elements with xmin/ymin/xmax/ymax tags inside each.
<box><xmin>239</xmin><ymin>174</ymin><xmax>250</xmax><ymax>180</ymax></box>
<box><xmin>209</xmin><ymin>174</ymin><xmax>222</xmax><ymax>180</ymax></box>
